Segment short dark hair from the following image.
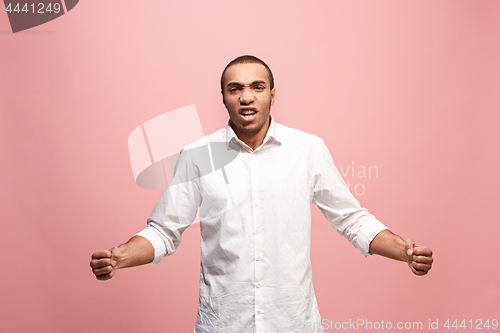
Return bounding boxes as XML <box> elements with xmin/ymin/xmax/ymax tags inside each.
<box><xmin>220</xmin><ymin>55</ymin><xmax>274</xmax><ymax>92</ymax></box>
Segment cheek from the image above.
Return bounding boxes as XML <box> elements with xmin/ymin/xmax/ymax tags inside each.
<box><xmin>225</xmin><ymin>96</ymin><xmax>237</xmax><ymax>107</ymax></box>
<box><xmin>227</xmin><ymin>105</ymin><xmax>239</xmax><ymax>117</ymax></box>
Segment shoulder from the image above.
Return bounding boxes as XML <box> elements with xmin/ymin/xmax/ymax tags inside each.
<box><xmin>172</xmin><ymin>127</ymin><xmax>228</xmax><ymax>180</ymax></box>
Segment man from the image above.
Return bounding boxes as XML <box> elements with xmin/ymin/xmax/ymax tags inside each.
<box><xmin>90</xmin><ymin>55</ymin><xmax>433</xmax><ymax>332</ymax></box>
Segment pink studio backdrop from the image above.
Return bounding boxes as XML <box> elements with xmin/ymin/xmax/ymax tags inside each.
<box><xmin>1</xmin><ymin>1</ymin><xmax>499</xmax><ymax>332</ymax></box>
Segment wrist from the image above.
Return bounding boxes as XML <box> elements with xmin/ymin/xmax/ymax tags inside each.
<box><xmin>115</xmin><ymin>244</ymin><xmax>128</xmax><ymax>269</ymax></box>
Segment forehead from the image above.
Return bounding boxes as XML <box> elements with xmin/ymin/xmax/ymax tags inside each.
<box><xmin>224</xmin><ymin>63</ymin><xmax>270</xmax><ymax>85</ymax></box>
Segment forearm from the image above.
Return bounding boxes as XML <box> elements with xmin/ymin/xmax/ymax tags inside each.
<box><xmin>117</xmin><ymin>235</ymin><xmax>155</xmax><ymax>269</ymax></box>
<box><xmin>368</xmin><ymin>229</ymin><xmax>407</xmax><ymax>261</ymax></box>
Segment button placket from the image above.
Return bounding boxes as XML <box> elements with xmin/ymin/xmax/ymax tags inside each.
<box><xmin>250</xmin><ymin>151</ymin><xmax>265</xmax><ymax>331</ymax></box>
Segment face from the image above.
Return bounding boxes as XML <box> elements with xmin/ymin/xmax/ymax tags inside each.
<box><xmin>222</xmin><ymin>62</ymin><xmax>275</xmax><ymax>143</ymax></box>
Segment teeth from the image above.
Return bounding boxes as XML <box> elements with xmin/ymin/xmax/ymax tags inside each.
<box><xmin>242</xmin><ymin>111</ymin><xmax>255</xmax><ymax>115</ymax></box>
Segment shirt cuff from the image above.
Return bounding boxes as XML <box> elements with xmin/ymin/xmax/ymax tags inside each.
<box><xmin>358</xmin><ymin>218</ymin><xmax>390</xmax><ymax>258</ymax></box>
<box><xmin>135</xmin><ymin>226</ymin><xmax>167</xmax><ymax>264</ymax></box>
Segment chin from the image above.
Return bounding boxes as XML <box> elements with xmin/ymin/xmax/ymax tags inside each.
<box><xmin>237</xmin><ymin>124</ymin><xmax>258</xmax><ymax>135</ymax></box>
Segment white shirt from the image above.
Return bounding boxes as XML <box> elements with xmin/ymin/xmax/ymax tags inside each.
<box><xmin>136</xmin><ymin>116</ymin><xmax>388</xmax><ymax>333</ymax></box>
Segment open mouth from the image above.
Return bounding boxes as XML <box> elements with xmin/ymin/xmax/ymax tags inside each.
<box><xmin>239</xmin><ymin>109</ymin><xmax>257</xmax><ymax>121</ymax></box>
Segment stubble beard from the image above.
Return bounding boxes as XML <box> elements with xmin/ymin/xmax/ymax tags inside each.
<box><xmin>230</xmin><ymin>111</ymin><xmax>270</xmax><ymax>138</ymax></box>
<box><xmin>232</xmin><ymin>117</ymin><xmax>264</xmax><ymax>136</ymax></box>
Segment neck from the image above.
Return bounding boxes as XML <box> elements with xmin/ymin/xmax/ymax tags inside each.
<box><xmin>232</xmin><ymin>116</ymin><xmax>271</xmax><ymax>150</ymax></box>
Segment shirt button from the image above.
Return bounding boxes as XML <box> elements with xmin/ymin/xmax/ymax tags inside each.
<box><xmin>256</xmin><ymin>310</ymin><xmax>262</xmax><ymax>315</ymax></box>
<box><xmin>254</xmin><ymin>228</ymin><xmax>261</xmax><ymax>234</ymax></box>
<box><xmin>256</xmin><ymin>283</ymin><xmax>261</xmax><ymax>288</ymax></box>
<box><xmin>255</xmin><ymin>256</ymin><xmax>261</xmax><ymax>261</ymax></box>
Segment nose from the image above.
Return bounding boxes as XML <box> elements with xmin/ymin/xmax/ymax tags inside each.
<box><xmin>239</xmin><ymin>86</ymin><xmax>254</xmax><ymax>105</ymax></box>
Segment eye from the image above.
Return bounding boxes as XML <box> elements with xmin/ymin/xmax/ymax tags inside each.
<box><xmin>229</xmin><ymin>87</ymin><xmax>240</xmax><ymax>92</ymax></box>
<box><xmin>254</xmin><ymin>86</ymin><xmax>264</xmax><ymax>90</ymax></box>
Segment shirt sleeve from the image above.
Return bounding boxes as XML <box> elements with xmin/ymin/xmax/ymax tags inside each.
<box><xmin>135</xmin><ymin>148</ymin><xmax>202</xmax><ymax>264</ymax></box>
<box><xmin>311</xmin><ymin>139</ymin><xmax>389</xmax><ymax>257</ymax></box>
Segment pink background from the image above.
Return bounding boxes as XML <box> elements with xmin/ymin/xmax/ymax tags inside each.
<box><xmin>1</xmin><ymin>1</ymin><xmax>499</xmax><ymax>332</ymax></box>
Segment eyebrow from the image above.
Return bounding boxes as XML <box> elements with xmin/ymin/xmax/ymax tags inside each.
<box><xmin>226</xmin><ymin>80</ymin><xmax>267</xmax><ymax>88</ymax></box>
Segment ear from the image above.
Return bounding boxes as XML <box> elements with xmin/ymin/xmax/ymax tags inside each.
<box><xmin>221</xmin><ymin>90</ymin><xmax>226</xmax><ymax>106</ymax></box>
<box><xmin>270</xmin><ymin>87</ymin><xmax>276</xmax><ymax>106</ymax></box>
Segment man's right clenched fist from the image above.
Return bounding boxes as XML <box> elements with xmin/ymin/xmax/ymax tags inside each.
<box><xmin>90</xmin><ymin>247</ymin><xmax>121</xmax><ymax>280</ymax></box>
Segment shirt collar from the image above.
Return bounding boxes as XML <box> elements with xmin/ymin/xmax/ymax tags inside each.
<box><xmin>225</xmin><ymin>115</ymin><xmax>281</xmax><ymax>151</ymax></box>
